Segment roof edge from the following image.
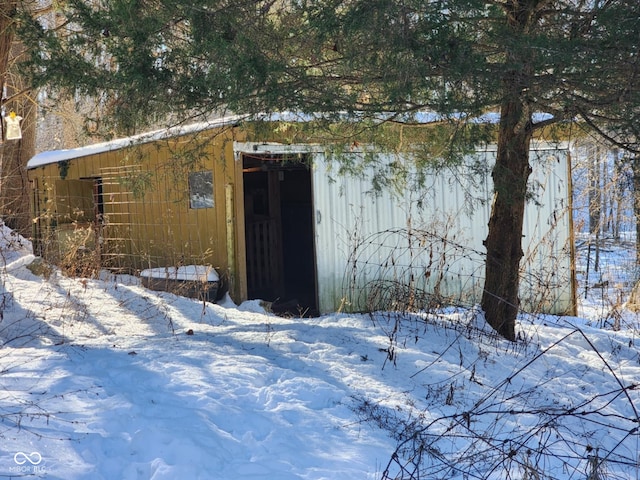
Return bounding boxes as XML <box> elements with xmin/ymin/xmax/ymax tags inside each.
<box><xmin>27</xmin><ymin>114</ymin><xmax>248</xmax><ymax>170</ymax></box>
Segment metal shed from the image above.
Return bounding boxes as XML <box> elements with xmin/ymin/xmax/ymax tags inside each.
<box><xmin>27</xmin><ymin>117</ymin><xmax>575</xmax><ymax>315</ymax></box>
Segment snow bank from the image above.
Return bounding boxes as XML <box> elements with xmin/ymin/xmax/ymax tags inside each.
<box><xmin>0</xmin><ymin>221</ymin><xmax>34</xmax><ymax>271</ymax></box>
<box><xmin>139</xmin><ymin>265</ymin><xmax>219</xmax><ymax>282</ymax></box>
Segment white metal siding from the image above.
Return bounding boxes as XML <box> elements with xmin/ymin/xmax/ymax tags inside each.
<box><xmin>312</xmin><ymin>144</ymin><xmax>573</xmax><ymax>315</ymax></box>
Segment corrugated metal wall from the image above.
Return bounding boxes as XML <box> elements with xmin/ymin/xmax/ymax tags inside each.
<box><xmin>312</xmin><ymin>143</ymin><xmax>574</xmax><ymax>315</ymax></box>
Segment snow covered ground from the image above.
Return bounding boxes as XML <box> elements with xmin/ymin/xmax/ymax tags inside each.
<box><xmin>0</xmin><ymin>223</ymin><xmax>638</xmax><ymax>480</ymax></box>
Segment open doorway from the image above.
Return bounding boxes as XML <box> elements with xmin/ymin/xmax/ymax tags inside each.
<box><xmin>242</xmin><ymin>153</ymin><xmax>318</xmax><ymax>316</ymax></box>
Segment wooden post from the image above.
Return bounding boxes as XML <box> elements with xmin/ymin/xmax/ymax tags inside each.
<box><xmin>225</xmin><ymin>183</ymin><xmax>236</xmax><ymax>298</ymax></box>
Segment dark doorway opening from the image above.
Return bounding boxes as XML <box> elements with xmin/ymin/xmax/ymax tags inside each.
<box><xmin>242</xmin><ymin>154</ymin><xmax>318</xmax><ymax>316</ymax></box>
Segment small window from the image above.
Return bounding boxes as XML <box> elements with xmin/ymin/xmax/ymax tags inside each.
<box><xmin>188</xmin><ymin>171</ymin><xmax>214</xmax><ymax>209</ymax></box>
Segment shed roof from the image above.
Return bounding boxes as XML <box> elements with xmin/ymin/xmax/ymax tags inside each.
<box><xmin>27</xmin><ymin>114</ymin><xmax>248</xmax><ymax>169</ymax></box>
<box><xmin>27</xmin><ymin>111</ymin><xmax>559</xmax><ymax>170</ymax></box>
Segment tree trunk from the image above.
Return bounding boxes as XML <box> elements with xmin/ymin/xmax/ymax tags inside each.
<box><xmin>632</xmin><ymin>155</ymin><xmax>640</xmax><ymax>266</ymax></box>
<box><xmin>0</xmin><ymin>2</ymin><xmax>16</xmax><ymax>139</ymax></box>
<box><xmin>0</xmin><ymin>93</ymin><xmax>35</xmax><ymax>238</ymax></box>
<box><xmin>481</xmin><ymin>96</ymin><xmax>533</xmax><ymax>341</ymax></box>
<box><xmin>480</xmin><ymin>0</ymin><xmax>541</xmax><ymax>341</ymax></box>
<box><xmin>0</xmin><ymin>4</ymin><xmax>36</xmax><ymax>239</ymax></box>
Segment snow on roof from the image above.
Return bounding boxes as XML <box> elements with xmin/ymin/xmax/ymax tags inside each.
<box><xmin>27</xmin><ymin>114</ymin><xmax>249</xmax><ymax>170</ymax></box>
<box><xmin>27</xmin><ymin>111</ymin><xmax>561</xmax><ymax>170</ymax></box>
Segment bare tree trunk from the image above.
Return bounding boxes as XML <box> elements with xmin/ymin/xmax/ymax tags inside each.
<box><xmin>0</xmin><ymin>3</ymin><xmax>36</xmax><ymax>238</ymax></box>
<box><xmin>0</xmin><ymin>1</ymin><xmax>16</xmax><ymax>139</ymax></box>
<box><xmin>481</xmin><ymin>95</ymin><xmax>532</xmax><ymax>341</ymax></box>
<box><xmin>0</xmin><ymin>88</ymin><xmax>36</xmax><ymax>238</ymax></box>
<box><xmin>613</xmin><ymin>154</ymin><xmax>623</xmax><ymax>240</ymax></box>
<box><xmin>601</xmin><ymin>148</ymin><xmax>610</xmax><ymax>234</ymax></box>
<box><xmin>588</xmin><ymin>145</ymin><xmax>602</xmax><ymax>235</ymax></box>
<box><xmin>632</xmin><ymin>155</ymin><xmax>640</xmax><ymax>266</ymax></box>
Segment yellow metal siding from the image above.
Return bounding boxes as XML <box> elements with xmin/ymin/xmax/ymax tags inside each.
<box><xmin>29</xmin><ymin>127</ymin><xmax>243</xmax><ymax>287</ymax></box>
<box><xmin>53</xmin><ymin>179</ymin><xmax>94</xmax><ymax>223</ymax></box>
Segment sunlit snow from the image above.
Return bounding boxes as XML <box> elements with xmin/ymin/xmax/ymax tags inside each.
<box><xmin>0</xmin><ymin>223</ymin><xmax>638</xmax><ymax>479</ymax></box>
